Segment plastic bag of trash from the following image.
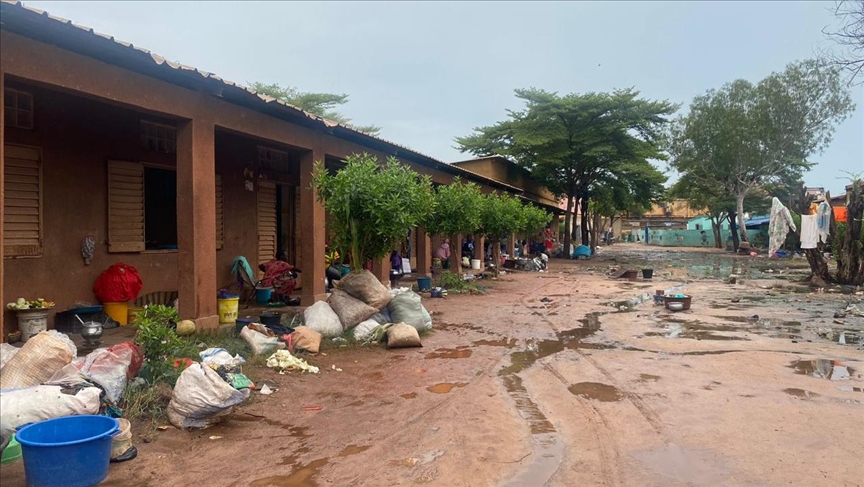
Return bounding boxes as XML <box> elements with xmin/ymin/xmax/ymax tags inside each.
<box><xmin>0</xmin><ymin>385</ymin><xmax>101</xmax><ymax>438</ymax></box>
<box><xmin>291</xmin><ymin>327</ymin><xmax>322</xmax><ymax>354</ymax></box>
<box><xmin>328</xmin><ymin>289</ymin><xmax>378</xmax><ymax>330</ymax></box>
<box><xmin>386</xmin><ymin>322</ymin><xmax>422</xmax><ymax>348</ymax></box>
<box><xmin>353</xmin><ymin>319</ymin><xmax>380</xmax><ymax>341</ymax></box>
<box><xmin>303</xmin><ymin>301</ymin><xmax>343</xmax><ymax>338</ymax></box>
<box><xmin>388</xmin><ymin>292</ymin><xmax>429</xmax><ymax>331</ymax></box>
<box><xmin>0</xmin><ymin>331</ymin><xmax>76</xmax><ymax>390</ymax></box>
<box><xmin>337</xmin><ymin>270</ymin><xmax>393</xmax><ymax>309</ymax></box>
<box><xmin>0</xmin><ymin>343</ymin><xmax>20</xmax><ymax>370</ymax></box>
<box><xmin>76</xmin><ymin>342</ymin><xmax>143</xmax><ymax>404</ymax></box>
<box><xmin>370</xmin><ymin>309</ymin><xmax>392</xmax><ymax>325</ymax></box>
<box><xmin>200</xmin><ymin>348</ymin><xmax>245</xmax><ymax>368</ymax></box>
<box><xmin>240</xmin><ymin>327</ymin><xmax>285</xmax><ymax>356</ymax></box>
<box><xmin>266</xmin><ymin>350</ymin><xmax>319</xmax><ymax>374</ymax></box>
<box><xmin>167</xmin><ymin>363</ymin><xmax>250</xmax><ymax>429</ymax></box>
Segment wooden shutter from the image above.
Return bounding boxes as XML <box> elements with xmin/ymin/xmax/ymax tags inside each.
<box><xmin>215</xmin><ymin>174</ymin><xmax>224</xmax><ymax>250</ymax></box>
<box><xmin>4</xmin><ymin>145</ymin><xmax>42</xmax><ymax>257</ymax></box>
<box><xmin>107</xmin><ymin>160</ymin><xmax>145</xmax><ymax>252</ymax></box>
<box><xmin>257</xmin><ymin>181</ymin><xmax>277</xmax><ymax>267</ymax></box>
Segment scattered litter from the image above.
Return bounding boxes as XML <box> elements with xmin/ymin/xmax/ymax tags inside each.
<box><xmin>157</xmin><ymin>426</ymin><xmax>170</xmax><ymax>431</ymax></box>
<box><xmin>266</xmin><ymin>350</ymin><xmax>320</xmax><ymax>374</ymax></box>
<box><xmin>292</xmin><ymin>327</ymin><xmax>322</xmax><ymax>354</ymax></box>
<box><xmin>259</xmin><ymin>384</ymin><xmax>274</xmax><ymax>395</ymax></box>
<box><xmin>167</xmin><ymin>363</ymin><xmax>250</xmax><ymax>429</ymax></box>
<box><xmin>302</xmin><ymin>405</ymin><xmax>323</xmax><ymax>411</ymax></box>
<box><xmin>331</xmin><ymin>364</ymin><xmax>343</xmax><ymax>372</ymax></box>
<box><xmin>208</xmin><ymin>436</ymin><xmax>222</xmax><ymax>440</ymax></box>
<box><xmin>240</xmin><ymin>327</ymin><xmax>285</xmax><ymax>356</ymax></box>
<box><xmin>332</xmin><ymin>337</ymin><xmax>347</xmax><ymax>343</ymax></box>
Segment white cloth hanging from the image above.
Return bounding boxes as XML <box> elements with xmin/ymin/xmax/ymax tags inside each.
<box><xmin>800</xmin><ymin>215</ymin><xmax>818</xmax><ymax>249</ymax></box>
<box><xmin>816</xmin><ymin>202</ymin><xmax>831</xmax><ymax>244</ymax></box>
<box><xmin>768</xmin><ymin>197</ymin><xmax>796</xmax><ymax>257</ymax></box>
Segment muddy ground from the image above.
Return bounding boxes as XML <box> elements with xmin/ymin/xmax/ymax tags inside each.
<box><xmin>2</xmin><ymin>244</ymin><xmax>862</xmax><ymax>487</ymax></box>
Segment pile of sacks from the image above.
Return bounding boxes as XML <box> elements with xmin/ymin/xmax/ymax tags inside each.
<box><xmin>304</xmin><ymin>270</ymin><xmax>431</xmax><ymax>348</ymax></box>
<box><xmin>0</xmin><ymin>331</ymin><xmax>143</xmax><ymax>439</ymax></box>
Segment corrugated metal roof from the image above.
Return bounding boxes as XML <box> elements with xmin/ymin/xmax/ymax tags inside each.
<box><xmin>1</xmin><ymin>0</ymin><xmax>512</xmax><ymax>182</ymax></box>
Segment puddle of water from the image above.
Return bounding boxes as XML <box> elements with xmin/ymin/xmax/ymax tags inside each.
<box><xmin>639</xmin><ymin>374</ymin><xmax>661</xmax><ymax>382</ymax></box>
<box><xmin>502</xmin><ymin>374</ymin><xmax>556</xmax><ymax>434</ymax></box>
<box><xmin>631</xmin><ymin>443</ymin><xmax>731</xmax><ymax>485</ymax></box>
<box><xmin>500</xmin><ymin>433</ymin><xmax>563</xmax><ymax>487</ymax></box>
<box><xmin>400</xmin><ymin>392</ymin><xmax>418</xmax><ymax>400</ymax></box>
<box><xmin>426</xmin><ymin>382</ymin><xmax>467</xmax><ymax>394</ymax></box>
<box><xmin>338</xmin><ymin>445</ymin><xmax>370</xmax><ymax>457</ymax></box>
<box><xmin>279</xmin><ymin>447</ymin><xmax>311</xmax><ymax>466</ymax></box>
<box><xmin>604</xmin><ymin>293</ymin><xmax>652</xmax><ymax>312</ymax></box>
<box><xmin>783</xmin><ymin>388</ymin><xmax>820</xmax><ymax>399</ymax></box>
<box><xmin>251</xmin><ymin>458</ymin><xmax>329</xmax><ymax>487</ymax></box>
<box><xmin>568</xmin><ymin>382</ymin><xmax>624</xmax><ymax>402</ymax></box>
<box><xmin>425</xmin><ymin>348</ymin><xmax>473</xmax><ymax>359</ymax></box>
<box><xmin>473</xmin><ymin>338</ymin><xmax>518</xmax><ymax>348</ymax></box>
<box><xmin>789</xmin><ymin>359</ymin><xmax>856</xmax><ymax>380</ymax></box>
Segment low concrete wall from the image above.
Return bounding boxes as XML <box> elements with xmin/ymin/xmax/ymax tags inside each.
<box><xmin>645</xmin><ymin>229</ymin><xmax>765</xmax><ymax>248</ymax></box>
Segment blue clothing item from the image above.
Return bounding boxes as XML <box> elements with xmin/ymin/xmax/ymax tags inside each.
<box><xmin>572</xmin><ymin>245</ymin><xmax>592</xmax><ymax>258</ymax></box>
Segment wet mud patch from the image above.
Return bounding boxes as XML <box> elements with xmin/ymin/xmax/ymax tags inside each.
<box><xmin>638</xmin><ymin>374</ymin><xmax>661</xmax><ymax>382</ymax></box>
<box><xmin>400</xmin><ymin>392</ymin><xmax>418</xmax><ymax>400</ymax></box>
<box><xmin>473</xmin><ymin>338</ymin><xmax>518</xmax><ymax>348</ymax></box>
<box><xmin>425</xmin><ymin>348</ymin><xmax>473</xmax><ymax>359</ymax></box>
<box><xmin>426</xmin><ymin>382</ymin><xmax>467</xmax><ymax>394</ymax></box>
<box><xmin>250</xmin><ymin>457</ymin><xmax>329</xmax><ymax>487</ymax></box>
<box><xmin>568</xmin><ymin>382</ymin><xmax>624</xmax><ymax>402</ymax></box>
<box><xmin>783</xmin><ymin>388</ymin><xmax>821</xmax><ymax>399</ymax></box>
<box><xmin>338</xmin><ymin>445</ymin><xmax>370</xmax><ymax>457</ymax></box>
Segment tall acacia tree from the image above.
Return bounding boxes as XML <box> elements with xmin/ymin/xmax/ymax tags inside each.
<box><xmin>455</xmin><ymin>88</ymin><xmax>676</xmax><ymax>254</ymax></box>
<box><xmin>668</xmin><ymin>59</ymin><xmax>855</xmax><ymax>246</ymax></box>
<box><xmin>250</xmin><ymin>82</ymin><xmax>381</xmax><ymax>136</ymax></box>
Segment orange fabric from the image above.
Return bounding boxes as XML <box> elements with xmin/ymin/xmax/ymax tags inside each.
<box><xmin>834</xmin><ymin>207</ymin><xmax>847</xmax><ymax>222</ymax></box>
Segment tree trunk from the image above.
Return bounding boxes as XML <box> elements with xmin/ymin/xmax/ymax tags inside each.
<box><xmin>580</xmin><ymin>199</ymin><xmax>590</xmax><ymax>246</ymax></box>
<box><xmin>710</xmin><ymin>216</ymin><xmax>722</xmax><ymax>248</ymax></box>
<box><xmin>735</xmin><ymin>193</ymin><xmax>748</xmax><ymax>244</ymax></box>
<box><xmin>492</xmin><ymin>240</ymin><xmax>502</xmax><ymax>277</ymax></box>
<box><xmin>834</xmin><ymin>187</ymin><xmax>864</xmax><ymax>286</ymax></box>
<box><xmin>728</xmin><ymin>210</ymin><xmax>740</xmax><ymax>251</ymax></box>
<box><xmin>563</xmin><ymin>195</ymin><xmax>574</xmax><ymax>259</ymax></box>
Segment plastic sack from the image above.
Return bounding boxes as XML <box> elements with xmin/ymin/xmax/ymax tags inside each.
<box><xmin>93</xmin><ymin>262</ymin><xmax>144</xmax><ymax>302</ymax></box>
<box><xmin>240</xmin><ymin>327</ymin><xmax>285</xmax><ymax>356</ymax></box>
<box><xmin>386</xmin><ymin>322</ymin><xmax>422</xmax><ymax>348</ymax></box>
<box><xmin>77</xmin><ymin>342</ymin><xmax>142</xmax><ymax>403</ymax></box>
<box><xmin>328</xmin><ymin>289</ymin><xmax>378</xmax><ymax>330</ymax></box>
<box><xmin>420</xmin><ymin>304</ymin><xmax>433</xmax><ymax>331</ymax></box>
<box><xmin>167</xmin><ymin>363</ymin><xmax>250</xmax><ymax>429</ymax></box>
<box><xmin>370</xmin><ymin>309</ymin><xmax>392</xmax><ymax>325</ymax></box>
<box><xmin>291</xmin><ymin>327</ymin><xmax>322</xmax><ymax>354</ymax></box>
<box><xmin>387</xmin><ymin>292</ymin><xmax>428</xmax><ymax>332</ymax></box>
<box><xmin>303</xmin><ymin>301</ymin><xmax>343</xmax><ymax>338</ymax></box>
<box><xmin>338</xmin><ymin>270</ymin><xmax>393</xmax><ymax>309</ymax></box>
<box><xmin>0</xmin><ymin>385</ymin><xmax>101</xmax><ymax>438</ymax></box>
<box><xmin>0</xmin><ymin>331</ymin><xmax>76</xmax><ymax>390</ymax></box>
<box><xmin>353</xmin><ymin>319</ymin><xmax>380</xmax><ymax>341</ymax></box>
<box><xmin>0</xmin><ymin>343</ymin><xmax>20</xmax><ymax>370</ymax></box>
<box><xmin>200</xmin><ymin>348</ymin><xmax>245</xmax><ymax>368</ymax></box>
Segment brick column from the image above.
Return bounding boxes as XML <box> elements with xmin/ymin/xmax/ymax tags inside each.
<box><xmin>300</xmin><ymin>149</ymin><xmax>327</xmax><ymax>306</ymax></box>
<box><xmin>477</xmin><ymin>236</ymin><xmax>485</xmax><ymax>263</ymax></box>
<box><xmin>372</xmin><ymin>257</ymin><xmax>391</xmax><ymax>286</ymax></box>
<box><xmin>507</xmin><ymin>234</ymin><xmax>517</xmax><ymax>257</ymax></box>
<box><xmin>176</xmin><ymin>118</ymin><xmax>218</xmax><ymax>329</ymax></box>
<box><xmin>416</xmin><ymin>227</ymin><xmax>431</xmax><ymax>276</ymax></box>
<box><xmin>0</xmin><ymin>71</ymin><xmax>5</xmax><ymax>341</ymax></box>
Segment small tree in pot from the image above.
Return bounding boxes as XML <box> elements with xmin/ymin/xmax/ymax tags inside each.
<box><xmin>313</xmin><ymin>153</ymin><xmax>434</xmax><ymax>273</ymax></box>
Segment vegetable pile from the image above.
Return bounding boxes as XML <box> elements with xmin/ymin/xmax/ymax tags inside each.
<box><xmin>6</xmin><ymin>297</ymin><xmax>55</xmax><ymax>310</ymax></box>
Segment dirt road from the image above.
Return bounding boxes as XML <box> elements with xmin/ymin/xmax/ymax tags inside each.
<box><xmin>3</xmin><ymin>245</ymin><xmax>862</xmax><ymax>486</ymax></box>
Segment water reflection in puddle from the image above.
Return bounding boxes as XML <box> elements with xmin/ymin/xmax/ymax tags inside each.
<box><xmin>425</xmin><ymin>348</ymin><xmax>473</xmax><ymax>359</ymax></box>
<box><xmin>568</xmin><ymin>382</ymin><xmax>624</xmax><ymax>402</ymax></box>
<box><xmin>426</xmin><ymin>382</ymin><xmax>467</xmax><ymax>394</ymax></box>
<box><xmin>788</xmin><ymin>359</ymin><xmax>855</xmax><ymax>380</ymax></box>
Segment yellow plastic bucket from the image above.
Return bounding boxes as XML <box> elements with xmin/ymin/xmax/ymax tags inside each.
<box><xmin>127</xmin><ymin>307</ymin><xmax>144</xmax><ymax>326</ymax></box>
<box><xmin>103</xmin><ymin>302</ymin><xmax>129</xmax><ymax>326</ymax></box>
<box><xmin>217</xmin><ymin>297</ymin><xmax>240</xmax><ymax>324</ymax></box>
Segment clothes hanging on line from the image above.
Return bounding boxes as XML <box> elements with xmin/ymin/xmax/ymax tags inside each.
<box><xmin>799</xmin><ymin>215</ymin><xmax>818</xmax><ymax>249</ymax></box>
<box><xmin>768</xmin><ymin>197</ymin><xmax>796</xmax><ymax>258</ymax></box>
<box><xmin>816</xmin><ymin>202</ymin><xmax>831</xmax><ymax>244</ymax></box>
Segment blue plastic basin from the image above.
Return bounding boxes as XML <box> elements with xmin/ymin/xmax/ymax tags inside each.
<box><xmin>255</xmin><ymin>287</ymin><xmax>273</xmax><ymax>304</ymax></box>
<box><xmin>16</xmin><ymin>415</ymin><xmax>119</xmax><ymax>487</ymax></box>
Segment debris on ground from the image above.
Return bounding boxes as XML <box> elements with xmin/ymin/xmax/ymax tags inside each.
<box><xmin>386</xmin><ymin>322</ymin><xmax>423</xmax><ymax>348</ymax></box>
<box><xmin>240</xmin><ymin>326</ymin><xmax>285</xmax><ymax>355</ymax></box>
<box><xmin>166</xmin><ymin>363</ymin><xmax>250</xmax><ymax>429</ymax></box>
<box><xmin>292</xmin><ymin>326</ymin><xmax>323</xmax><ymax>354</ymax></box>
<box><xmin>266</xmin><ymin>350</ymin><xmax>320</xmax><ymax>374</ymax></box>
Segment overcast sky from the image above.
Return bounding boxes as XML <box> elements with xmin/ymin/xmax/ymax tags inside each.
<box><xmin>27</xmin><ymin>1</ymin><xmax>864</xmax><ymax>194</ymax></box>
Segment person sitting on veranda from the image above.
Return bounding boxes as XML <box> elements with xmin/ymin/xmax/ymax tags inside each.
<box><xmin>434</xmin><ymin>238</ymin><xmax>452</xmax><ymax>269</ymax></box>
<box><xmin>259</xmin><ymin>250</ymin><xmax>301</xmax><ymax>305</ymax></box>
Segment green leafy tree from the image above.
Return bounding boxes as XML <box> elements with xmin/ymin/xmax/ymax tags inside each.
<box><xmin>424</xmin><ymin>178</ymin><xmax>484</xmax><ymax>239</ymax></box>
<box><xmin>313</xmin><ymin>153</ymin><xmax>434</xmax><ymax>272</ymax></box>
<box><xmin>455</xmin><ymin>88</ymin><xmax>676</xmax><ymax>254</ymax></box>
<box><xmin>521</xmin><ymin>204</ymin><xmax>553</xmax><ymax>238</ymax></box>
<box><xmin>475</xmin><ymin>193</ymin><xmax>530</xmax><ymax>275</ymax></box>
<box><xmin>668</xmin><ymin>59</ymin><xmax>855</xmax><ymax>246</ymax></box>
<box><xmin>250</xmin><ymin>82</ymin><xmax>381</xmax><ymax>136</ymax></box>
